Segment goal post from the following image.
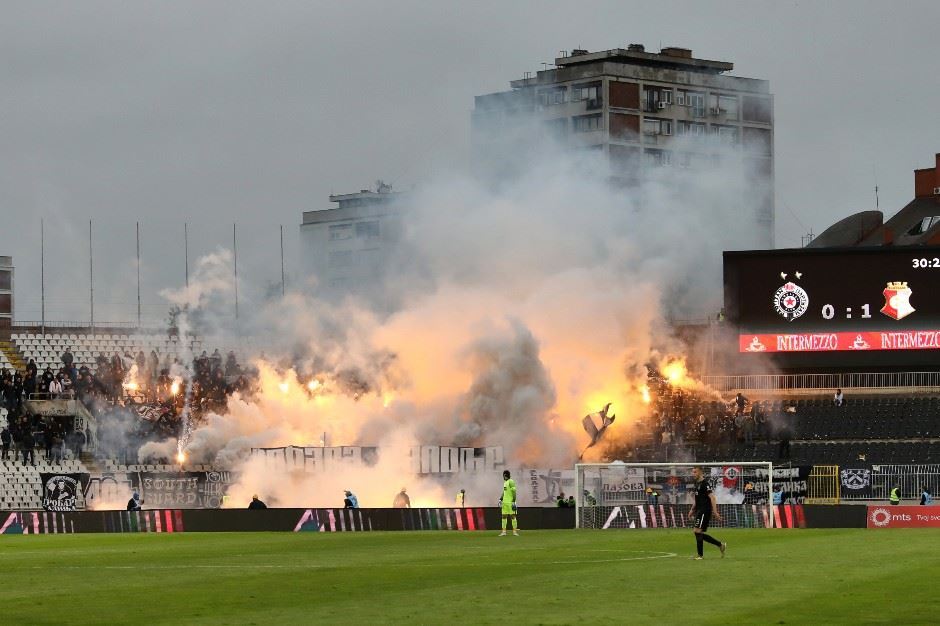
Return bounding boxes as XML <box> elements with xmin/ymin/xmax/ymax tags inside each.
<box><xmin>575</xmin><ymin>462</ymin><xmax>774</xmax><ymax>529</ymax></box>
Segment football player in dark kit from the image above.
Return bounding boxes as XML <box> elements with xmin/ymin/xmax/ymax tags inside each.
<box><xmin>688</xmin><ymin>467</ymin><xmax>727</xmax><ymax>560</ymax></box>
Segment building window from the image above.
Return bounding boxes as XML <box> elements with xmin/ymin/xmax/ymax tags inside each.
<box><xmin>713</xmin><ymin>125</ymin><xmax>738</xmax><ymax>146</ymax></box>
<box><xmin>643</xmin><ymin>88</ymin><xmax>672</xmax><ymax>112</ymax></box>
<box><xmin>538</xmin><ymin>87</ymin><xmax>567</xmax><ymax>107</ymax></box>
<box><xmin>356</xmin><ymin>221</ymin><xmax>380</xmax><ymax>239</ymax></box>
<box><xmin>908</xmin><ymin>216</ymin><xmax>940</xmax><ymax>235</ymax></box>
<box><xmin>681</xmin><ymin>91</ymin><xmax>705</xmax><ymax>117</ymax></box>
<box><xmin>644</xmin><ymin>149</ymin><xmax>672</xmax><ymax>167</ymax></box>
<box><xmin>573</xmin><ymin>84</ymin><xmax>599</xmax><ymax>102</ymax></box>
<box><xmin>642</xmin><ymin>118</ymin><xmax>672</xmax><ymax>139</ymax></box>
<box><xmin>329</xmin><ymin>224</ymin><xmax>353</xmax><ymax>241</ymax></box>
<box><xmin>0</xmin><ymin>270</ymin><xmax>10</xmax><ymax>291</ymax></box>
<box><xmin>677</xmin><ymin>121</ymin><xmax>707</xmax><ymax>137</ymax></box>
<box><xmin>718</xmin><ymin>95</ymin><xmax>738</xmax><ymax>120</ymax></box>
<box><xmin>743</xmin><ymin>127</ymin><xmax>772</xmax><ymax>155</ymax></box>
<box><xmin>573</xmin><ymin>114</ymin><xmax>602</xmax><ymax>132</ymax></box>
<box><xmin>329</xmin><ymin>250</ymin><xmax>353</xmax><ymax>267</ymax></box>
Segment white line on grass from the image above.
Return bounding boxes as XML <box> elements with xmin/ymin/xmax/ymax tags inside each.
<box><xmin>34</xmin><ymin>551</ymin><xmax>677</xmax><ymax>570</ymax></box>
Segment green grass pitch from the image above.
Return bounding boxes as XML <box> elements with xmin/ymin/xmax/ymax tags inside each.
<box><xmin>2</xmin><ymin>528</ymin><xmax>938</xmax><ymax>624</ymax></box>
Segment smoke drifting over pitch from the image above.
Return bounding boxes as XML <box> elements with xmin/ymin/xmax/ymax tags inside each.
<box><xmin>139</xmin><ymin>135</ymin><xmax>762</xmax><ymax>507</ymax></box>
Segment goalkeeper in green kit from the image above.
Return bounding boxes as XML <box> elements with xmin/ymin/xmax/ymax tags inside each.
<box><xmin>499</xmin><ymin>470</ymin><xmax>520</xmax><ymax>536</ymax></box>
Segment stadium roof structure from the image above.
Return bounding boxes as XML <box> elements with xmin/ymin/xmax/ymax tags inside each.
<box><xmin>810</xmin><ymin>152</ymin><xmax>940</xmax><ymax>248</ymax></box>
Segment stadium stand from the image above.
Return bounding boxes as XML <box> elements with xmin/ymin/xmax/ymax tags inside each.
<box><xmin>1</xmin><ymin>329</ymin><xmax>256</xmax><ymax>506</ymax></box>
<box><xmin>629</xmin><ymin>374</ymin><xmax>940</xmax><ymax>466</ymax></box>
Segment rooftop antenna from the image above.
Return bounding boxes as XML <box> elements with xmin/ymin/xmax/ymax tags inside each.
<box><xmin>873</xmin><ymin>164</ymin><xmax>880</xmax><ymax>211</ymax></box>
<box><xmin>801</xmin><ymin>230</ymin><xmax>815</xmax><ymax>248</ymax></box>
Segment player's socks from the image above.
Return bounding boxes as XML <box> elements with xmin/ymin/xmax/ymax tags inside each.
<box><xmin>501</xmin><ymin>518</ymin><xmax>507</xmax><ymax>531</ymax></box>
<box><xmin>702</xmin><ymin>534</ymin><xmax>722</xmax><ymax>547</ymax></box>
<box><xmin>511</xmin><ymin>518</ymin><xmax>517</xmax><ymax>530</ymax></box>
<box><xmin>695</xmin><ymin>534</ymin><xmax>704</xmax><ymax>557</ymax></box>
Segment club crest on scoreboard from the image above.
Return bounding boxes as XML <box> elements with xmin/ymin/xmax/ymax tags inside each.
<box><xmin>881</xmin><ymin>281</ymin><xmax>915</xmax><ymax>321</ymax></box>
<box><xmin>773</xmin><ymin>272</ymin><xmax>809</xmax><ymax>322</ymax></box>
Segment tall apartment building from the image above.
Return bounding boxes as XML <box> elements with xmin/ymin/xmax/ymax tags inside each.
<box><xmin>299</xmin><ymin>183</ymin><xmax>405</xmax><ymax>310</ymax></box>
<box><xmin>472</xmin><ymin>45</ymin><xmax>775</xmax><ymax>247</ymax></box>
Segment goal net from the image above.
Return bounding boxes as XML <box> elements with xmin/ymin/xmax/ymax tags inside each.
<box><xmin>575</xmin><ymin>462</ymin><xmax>774</xmax><ymax>529</ymax></box>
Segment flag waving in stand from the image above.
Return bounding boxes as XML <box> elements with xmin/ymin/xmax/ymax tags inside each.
<box><xmin>579</xmin><ymin>403</ymin><xmax>615</xmax><ymax>459</ymax></box>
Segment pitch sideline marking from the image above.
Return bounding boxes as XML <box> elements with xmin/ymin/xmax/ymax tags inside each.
<box><xmin>34</xmin><ymin>550</ymin><xmax>678</xmax><ymax>570</ymax></box>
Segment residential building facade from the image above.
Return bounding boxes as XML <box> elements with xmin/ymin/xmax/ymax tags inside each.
<box><xmin>472</xmin><ymin>45</ymin><xmax>775</xmax><ymax>247</ymax></box>
<box><xmin>299</xmin><ymin>184</ymin><xmax>404</xmax><ymax>309</ymax></box>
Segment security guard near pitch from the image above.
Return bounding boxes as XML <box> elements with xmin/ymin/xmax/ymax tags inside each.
<box><xmin>889</xmin><ymin>485</ymin><xmax>901</xmax><ymax>506</ymax></box>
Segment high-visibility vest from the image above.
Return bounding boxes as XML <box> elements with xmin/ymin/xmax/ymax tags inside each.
<box><xmin>890</xmin><ymin>488</ymin><xmax>901</xmax><ymax>503</ymax></box>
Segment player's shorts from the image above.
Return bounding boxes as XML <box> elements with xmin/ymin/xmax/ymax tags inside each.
<box><xmin>694</xmin><ymin>511</ymin><xmax>711</xmax><ymax>531</ymax></box>
<box><xmin>501</xmin><ymin>502</ymin><xmax>516</xmax><ymax>516</ymax></box>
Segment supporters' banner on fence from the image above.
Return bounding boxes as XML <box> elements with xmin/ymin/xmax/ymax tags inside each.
<box><xmin>600</xmin><ymin>467</ymin><xmax>647</xmax><ymax>504</ymax></box>
<box><xmin>867</xmin><ymin>505</ymin><xmax>940</xmax><ymax>528</ymax></box>
<box><xmin>40</xmin><ymin>473</ymin><xmax>90</xmax><ymax>512</ymax></box>
<box><xmin>840</xmin><ymin>466</ymin><xmax>873</xmax><ymax>498</ymax></box>
<box><xmin>522</xmin><ymin>468</ymin><xmax>576</xmax><ymax>505</ymax></box>
<box><xmin>753</xmin><ymin>466</ymin><xmax>811</xmax><ymax>501</ymax></box>
<box><xmin>136</xmin><ymin>472</ymin><xmax>236</xmax><ymax>509</ymax></box>
<box><xmin>249</xmin><ymin>445</ymin><xmax>506</xmax><ymax>475</ymax></box>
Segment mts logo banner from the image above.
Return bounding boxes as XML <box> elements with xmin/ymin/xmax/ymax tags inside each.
<box><xmin>867</xmin><ymin>506</ymin><xmax>940</xmax><ymax>528</ymax></box>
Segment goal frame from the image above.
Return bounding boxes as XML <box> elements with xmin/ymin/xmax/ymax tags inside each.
<box><xmin>574</xmin><ymin>461</ymin><xmax>774</xmax><ymax>529</ymax></box>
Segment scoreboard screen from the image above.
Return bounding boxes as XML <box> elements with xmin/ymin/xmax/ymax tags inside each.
<box><xmin>723</xmin><ymin>246</ymin><xmax>940</xmax><ymax>367</ymax></box>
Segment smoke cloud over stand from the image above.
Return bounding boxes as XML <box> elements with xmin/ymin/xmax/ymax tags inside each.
<box><xmin>139</xmin><ymin>135</ymin><xmax>765</xmax><ymax>507</ymax></box>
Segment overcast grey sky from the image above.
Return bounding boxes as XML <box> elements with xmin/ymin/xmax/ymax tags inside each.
<box><xmin>1</xmin><ymin>0</ymin><xmax>938</xmax><ymax>323</ymax></box>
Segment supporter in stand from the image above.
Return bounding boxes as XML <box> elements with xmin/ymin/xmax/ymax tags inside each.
<box><xmin>833</xmin><ymin>389</ymin><xmax>844</xmax><ymax>407</ymax></box>
<box><xmin>224</xmin><ymin>351</ymin><xmax>239</xmax><ymax>377</ymax></box>
<box><xmin>149</xmin><ymin>350</ymin><xmax>159</xmax><ymax>384</ymax></box>
<box><xmin>248</xmin><ymin>494</ymin><xmax>268</xmax><ymax>510</ymax></box>
<box><xmin>48</xmin><ymin>375</ymin><xmax>63</xmax><ymax>399</ymax></box>
<box><xmin>343</xmin><ymin>490</ymin><xmax>359</xmax><ymax>508</ymax></box>
<box><xmin>127</xmin><ymin>491</ymin><xmax>142</xmax><ymax>511</ymax></box>
<box><xmin>20</xmin><ymin>429</ymin><xmax>35</xmax><ymax>466</ymax></box>
<box><xmin>61</xmin><ymin>347</ymin><xmax>73</xmax><ymax>370</ymax></box>
<box><xmin>920</xmin><ymin>487</ymin><xmax>933</xmax><ymax>505</ymax></box>
<box><xmin>0</xmin><ymin>424</ymin><xmax>10</xmax><ymax>460</ymax></box>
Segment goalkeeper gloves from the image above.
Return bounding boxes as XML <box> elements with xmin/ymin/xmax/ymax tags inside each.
<box><xmin>511</xmin><ymin>503</ymin><xmax>517</xmax><ymax>511</ymax></box>
<box><xmin>498</xmin><ymin>499</ymin><xmax>503</xmax><ymax>507</ymax></box>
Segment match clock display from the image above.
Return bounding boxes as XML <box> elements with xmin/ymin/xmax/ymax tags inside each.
<box><xmin>724</xmin><ymin>246</ymin><xmax>940</xmax><ymax>357</ymax></box>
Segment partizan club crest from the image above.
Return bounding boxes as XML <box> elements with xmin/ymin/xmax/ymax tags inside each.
<box><xmin>773</xmin><ymin>272</ymin><xmax>809</xmax><ymax>322</ymax></box>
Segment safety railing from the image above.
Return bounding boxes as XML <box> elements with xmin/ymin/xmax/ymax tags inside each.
<box><xmin>703</xmin><ymin>372</ymin><xmax>940</xmax><ymax>393</ymax></box>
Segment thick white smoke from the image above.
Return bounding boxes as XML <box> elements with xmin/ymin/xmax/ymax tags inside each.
<box><xmin>137</xmin><ymin>133</ymin><xmax>762</xmax><ymax>507</ymax></box>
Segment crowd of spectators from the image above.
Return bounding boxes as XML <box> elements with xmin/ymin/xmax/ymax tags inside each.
<box><xmin>635</xmin><ymin>371</ymin><xmax>798</xmax><ymax>462</ymax></box>
<box><xmin>0</xmin><ymin>341</ymin><xmax>255</xmax><ymax>466</ymax></box>
<box><xmin>1</xmin><ymin>367</ymin><xmax>85</xmax><ymax>466</ymax></box>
